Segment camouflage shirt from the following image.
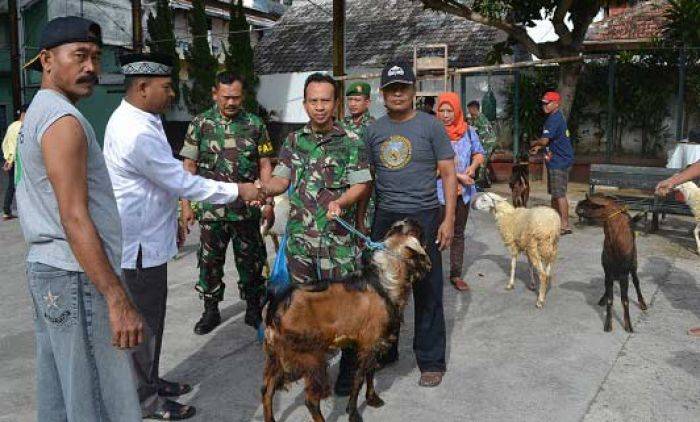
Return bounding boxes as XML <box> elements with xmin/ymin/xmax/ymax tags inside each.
<box><xmin>272</xmin><ymin>122</ymin><xmax>372</xmax><ymax>276</ymax></box>
<box><xmin>342</xmin><ymin>111</ymin><xmax>375</xmax><ymax>138</ymax></box>
<box><xmin>469</xmin><ymin>113</ymin><xmax>496</xmax><ymax>151</ymax></box>
<box><xmin>180</xmin><ymin>107</ymin><xmax>274</xmax><ymax>222</ymax></box>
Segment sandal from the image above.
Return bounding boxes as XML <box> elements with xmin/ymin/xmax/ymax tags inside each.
<box><xmin>560</xmin><ymin>228</ymin><xmax>573</xmax><ymax>236</ymax></box>
<box><xmin>146</xmin><ymin>399</ymin><xmax>195</xmax><ymax>420</ymax></box>
<box><xmin>157</xmin><ymin>379</ymin><xmax>192</xmax><ymax>398</ymax></box>
<box><xmin>450</xmin><ymin>278</ymin><xmax>470</xmax><ymax>292</ymax></box>
<box><xmin>418</xmin><ymin>371</ymin><xmax>444</xmax><ymax>387</ymax></box>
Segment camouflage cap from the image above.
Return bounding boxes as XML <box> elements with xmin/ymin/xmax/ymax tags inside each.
<box><xmin>346</xmin><ymin>82</ymin><xmax>371</xmax><ymax>97</ymax></box>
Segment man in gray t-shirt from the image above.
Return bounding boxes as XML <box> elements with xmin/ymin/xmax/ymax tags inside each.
<box><xmin>362</xmin><ymin>61</ymin><xmax>457</xmax><ymax>388</ymax></box>
<box><xmin>16</xmin><ymin>16</ymin><xmax>142</xmax><ymax>421</ymax></box>
<box><xmin>366</xmin><ymin>111</ymin><xmax>454</xmax><ymax>212</ymax></box>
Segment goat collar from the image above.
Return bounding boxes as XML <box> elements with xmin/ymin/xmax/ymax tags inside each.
<box><xmin>604</xmin><ymin>206</ymin><xmax>628</xmax><ymax>221</ymax></box>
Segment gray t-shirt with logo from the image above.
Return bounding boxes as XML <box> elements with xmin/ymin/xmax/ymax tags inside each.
<box><xmin>366</xmin><ymin>111</ymin><xmax>454</xmax><ymax>213</ymax></box>
<box><xmin>16</xmin><ymin>89</ymin><xmax>122</xmax><ymax>273</ymax></box>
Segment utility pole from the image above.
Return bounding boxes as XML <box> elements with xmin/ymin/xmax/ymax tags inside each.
<box><xmin>9</xmin><ymin>0</ymin><xmax>22</xmax><ymax>116</ymax></box>
<box><xmin>131</xmin><ymin>0</ymin><xmax>143</xmax><ymax>52</ymax></box>
<box><xmin>332</xmin><ymin>0</ymin><xmax>345</xmax><ymax>118</ymax></box>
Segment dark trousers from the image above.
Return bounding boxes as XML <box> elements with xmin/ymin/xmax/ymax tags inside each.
<box><xmin>122</xmin><ymin>253</ymin><xmax>168</xmax><ymax>415</ymax></box>
<box><xmin>440</xmin><ymin>199</ymin><xmax>470</xmax><ymax>280</ymax></box>
<box><xmin>371</xmin><ymin>207</ymin><xmax>446</xmax><ymax>372</ymax></box>
<box><xmin>196</xmin><ymin>220</ymin><xmax>266</xmax><ymax>303</ymax></box>
<box><xmin>3</xmin><ymin>166</ymin><xmax>15</xmax><ymax>215</ymax></box>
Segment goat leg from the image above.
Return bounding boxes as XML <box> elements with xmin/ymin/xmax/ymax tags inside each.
<box><xmin>346</xmin><ymin>357</ymin><xmax>368</xmax><ymax>422</ymax></box>
<box><xmin>631</xmin><ymin>269</ymin><xmax>647</xmax><ymax>311</ymax></box>
<box><xmin>506</xmin><ymin>255</ymin><xmax>517</xmax><ymax>290</ymax></box>
<box><xmin>621</xmin><ymin>276</ymin><xmax>633</xmax><ymax>333</ymax></box>
<box><xmin>262</xmin><ymin>355</ymin><xmax>283</xmax><ymax>422</ymax></box>
<box><xmin>365</xmin><ymin>369</ymin><xmax>384</xmax><ymax>408</ymax></box>
<box><xmin>694</xmin><ymin>223</ymin><xmax>700</xmax><ymax>256</ymax></box>
<box><xmin>304</xmin><ymin>397</ymin><xmax>324</xmax><ymax>422</ymax></box>
<box><xmin>603</xmin><ymin>274</ymin><xmax>614</xmax><ymax>332</ymax></box>
<box><xmin>527</xmin><ymin>259</ymin><xmax>536</xmax><ymax>291</ymax></box>
<box><xmin>535</xmin><ymin>261</ymin><xmax>548</xmax><ymax>309</ymax></box>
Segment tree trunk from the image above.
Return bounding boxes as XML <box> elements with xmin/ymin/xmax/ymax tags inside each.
<box><xmin>557</xmin><ymin>61</ymin><xmax>583</xmax><ymax>120</ymax></box>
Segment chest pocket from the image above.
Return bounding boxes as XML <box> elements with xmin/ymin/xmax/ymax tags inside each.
<box><xmin>319</xmin><ymin>144</ymin><xmax>349</xmax><ymax>189</ymax></box>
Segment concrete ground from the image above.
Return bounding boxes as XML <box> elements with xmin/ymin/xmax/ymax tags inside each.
<box><xmin>1</xmin><ymin>174</ymin><xmax>699</xmax><ymax>422</ymax></box>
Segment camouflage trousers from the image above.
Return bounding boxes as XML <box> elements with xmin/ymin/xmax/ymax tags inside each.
<box><xmin>196</xmin><ymin>220</ymin><xmax>267</xmax><ymax>302</ymax></box>
<box><xmin>286</xmin><ymin>233</ymin><xmax>360</xmax><ymax>285</ymax></box>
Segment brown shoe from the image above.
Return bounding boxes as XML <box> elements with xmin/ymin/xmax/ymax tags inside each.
<box><xmin>450</xmin><ymin>278</ymin><xmax>470</xmax><ymax>292</ymax></box>
<box><xmin>418</xmin><ymin>371</ymin><xmax>443</xmax><ymax>387</ymax></box>
<box><xmin>688</xmin><ymin>327</ymin><xmax>700</xmax><ymax>337</ymax></box>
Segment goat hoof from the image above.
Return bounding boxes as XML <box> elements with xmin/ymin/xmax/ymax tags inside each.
<box><xmin>638</xmin><ymin>300</ymin><xmax>648</xmax><ymax>311</ymax></box>
<box><xmin>535</xmin><ymin>301</ymin><xmax>544</xmax><ymax>309</ymax></box>
<box><xmin>505</xmin><ymin>284</ymin><xmax>515</xmax><ymax>291</ymax></box>
<box><xmin>624</xmin><ymin>324</ymin><xmax>633</xmax><ymax>333</ymax></box>
<box><xmin>366</xmin><ymin>394</ymin><xmax>385</xmax><ymax>408</ymax></box>
<box><xmin>598</xmin><ymin>296</ymin><xmax>606</xmax><ymax>307</ymax></box>
<box><xmin>604</xmin><ymin>323</ymin><xmax>612</xmax><ymax>332</ymax></box>
<box><xmin>527</xmin><ymin>282</ymin><xmax>536</xmax><ymax>291</ymax></box>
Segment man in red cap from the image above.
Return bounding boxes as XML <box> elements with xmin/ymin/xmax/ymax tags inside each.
<box><xmin>530</xmin><ymin>91</ymin><xmax>574</xmax><ymax>235</ymax></box>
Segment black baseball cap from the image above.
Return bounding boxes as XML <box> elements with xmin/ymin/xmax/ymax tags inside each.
<box><xmin>24</xmin><ymin>16</ymin><xmax>102</xmax><ymax>72</ymax></box>
<box><xmin>380</xmin><ymin>61</ymin><xmax>416</xmax><ymax>89</ymax></box>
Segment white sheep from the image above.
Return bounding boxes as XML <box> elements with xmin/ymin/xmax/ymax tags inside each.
<box><xmin>675</xmin><ymin>181</ymin><xmax>700</xmax><ymax>255</ymax></box>
<box><xmin>472</xmin><ymin>192</ymin><xmax>561</xmax><ymax>308</ymax></box>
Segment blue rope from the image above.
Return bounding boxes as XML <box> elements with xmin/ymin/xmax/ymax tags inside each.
<box><xmin>332</xmin><ymin>216</ymin><xmax>386</xmax><ymax>251</ymax></box>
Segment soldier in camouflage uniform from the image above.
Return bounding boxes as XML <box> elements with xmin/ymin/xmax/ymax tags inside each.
<box><xmin>180</xmin><ymin>72</ymin><xmax>275</xmax><ymax>335</ymax></box>
<box><xmin>467</xmin><ymin>100</ymin><xmax>497</xmax><ymax>187</ymax></box>
<box><xmin>265</xmin><ymin>74</ymin><xmax>372</xmax><ymax>285</ymax></box>
<box><xmin>263</xmin><ymin>73</ymin><xmax>371</xmax><ymax>396</ymax></box>
<box><xmin>343</xmin><ymin>81</ymin><xmax>376</xmax><ymax>233</ymax></box>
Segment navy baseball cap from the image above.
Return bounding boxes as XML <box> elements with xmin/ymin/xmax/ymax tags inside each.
<box><xmin>380</xmin><ymin>61</ymin><xmax>416</xmax><ymax>89</ymax></box>
<box><xmin>24</xmin><ymin>16</ymin><xmax>102</xmax><ymax>72</ymax></box>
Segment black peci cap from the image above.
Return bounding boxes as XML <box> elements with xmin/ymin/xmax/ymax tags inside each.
<box><xmin>24</xmin><ymin>16</ymin><xmax>102</xmax><ymax>72</ymax></box>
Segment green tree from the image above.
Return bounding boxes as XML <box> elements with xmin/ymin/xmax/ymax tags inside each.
<box><xmin>419</xmin><ymin>0</ymin><xmax>602</xmax><ymax>118</ymax></box>
<box><xmin>222</xmin><ymin>0</ymin><xmax>260</xmax><ymax>112</ymax></box>
<box><xmin>183</xmin><ymin>0</ymin><xmax>219</xmax><ymax>114</ymax></box>
<box><xmin>146</xmin><ymin>0</ymin><xmax>180</xmax><ymax>98</ymax></box>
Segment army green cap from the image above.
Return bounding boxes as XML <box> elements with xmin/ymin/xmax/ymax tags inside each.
<box><xmin>346</xmin><ymin>82</ymin><xmax>371</xmax><ymax>97</ymax></box>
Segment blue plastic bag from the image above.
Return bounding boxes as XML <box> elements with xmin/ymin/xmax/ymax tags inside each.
<box><xmin>268</xmin><ymin>232</ymin><xmax>290</xmax><ymax>294</ymax></box>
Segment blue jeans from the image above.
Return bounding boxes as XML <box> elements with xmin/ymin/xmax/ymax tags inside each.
<box><xmin>27</xmin><ymin>262</ymin><xmax>141</xmax><ymax>422</ymax></box>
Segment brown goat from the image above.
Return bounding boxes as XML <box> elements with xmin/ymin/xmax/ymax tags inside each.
<box><xmin>261</xmin><ymin>219</ymin><xmax>431</xmax><ymax>422</ymax></box>
<box><xmin>575</xmin><ymin>194</ymin><xmax>647</xmax><ymax>332</ymax></box>
<box><xmin>509</xmin><ymin>162</ymin><xmax>530</xmax><ymax>208</ymax></box>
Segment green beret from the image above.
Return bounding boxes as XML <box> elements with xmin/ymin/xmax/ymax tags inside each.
<box><xmin>346</xmin><ymin>82</ymin><xmax>371</xmax><ymax>97</ymax></box>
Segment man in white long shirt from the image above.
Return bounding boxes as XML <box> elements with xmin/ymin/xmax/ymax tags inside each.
<box><xmin>103</xmin><ymin>53</ymin><xmax>263</xmax><ymax>420</ymax></box>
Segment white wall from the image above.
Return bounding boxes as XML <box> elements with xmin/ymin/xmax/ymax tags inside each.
<box><xmin>49</xmin><ymin>0</ymin><xmax>133</xmax><ymax>47</ymax></box>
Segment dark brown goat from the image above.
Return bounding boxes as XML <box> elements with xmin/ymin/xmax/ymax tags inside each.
<box><xmin>575</xmin><ymin>194</ymin><xmax>647</xmax><ymax>332</ymax></box>
<box><xmin>261</xmin><ymin>219</ymin><xmax>431</xmax><ymax>422</ymax></box>
<box><xmin>509</xmin><ymin>162</ymin><xmax>530</xmax><ymax>208</ymax></box>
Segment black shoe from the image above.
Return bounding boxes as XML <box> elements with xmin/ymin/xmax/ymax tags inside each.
<box><xmin>193</xmin><ymin>301</ymin><xmax>221</xmax><ymax>335</ymax></box>
<box><xmin>244</xmin><ymin>298</ymin><xmax>262</xmax><ymax>328</ymax></box>
<box><xmin>145</xmin><ymin>399</ymin><xmax>196</xmax><ymax>420</ymax></box>
<box><xmin>334</xmin><ymin>349</ymin><xmax>358</xmax><ymax>396</ymax></box>
<box><xmin>157</xmin><ymin>379</ymin><xmax>192</xmax><ymax>398</ymax></box>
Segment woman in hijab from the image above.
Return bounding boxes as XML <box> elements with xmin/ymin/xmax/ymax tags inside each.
<box><xmin>436</xmin><ymin>92</ymin><xmax>485</xmax><ymax>291</ymax></box>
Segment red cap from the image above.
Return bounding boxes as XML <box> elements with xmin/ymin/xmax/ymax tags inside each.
<box><xmin>542</xmin><ymin>91</ymin><xmax>561</xmax><ymax>103</ymax></box>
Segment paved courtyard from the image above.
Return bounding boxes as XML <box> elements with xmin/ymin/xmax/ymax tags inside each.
<box><xmin>1</xmin><ymin>175</ymin><xmax>699</xmax><ymax>422</ymax></box>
